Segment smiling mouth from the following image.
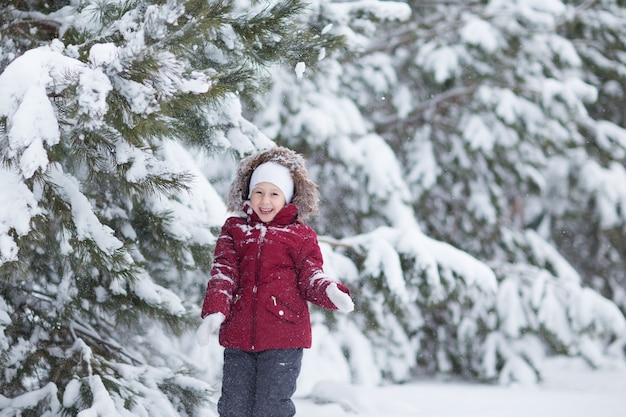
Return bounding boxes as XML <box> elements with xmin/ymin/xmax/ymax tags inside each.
<box><xmin>260</xmin><ymin>208</ymin><xmax>273</xmax><ymax>214</ymax></box>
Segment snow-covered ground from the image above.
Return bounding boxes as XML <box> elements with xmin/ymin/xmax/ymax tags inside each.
<box><xmin>294</xmin><ymin>357</ymin><xmax>626</xmax><ymax>417</ymax></box>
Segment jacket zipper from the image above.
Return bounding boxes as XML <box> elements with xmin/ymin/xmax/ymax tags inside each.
<box><xmin>251</xmin><ymin>224</ymin><xmax>266</xmax><ymax>351</ymax></box>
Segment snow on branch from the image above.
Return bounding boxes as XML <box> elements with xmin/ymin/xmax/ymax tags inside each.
<box><xmin>324</xmin><ymin>0</ymin><xmax>412</xmax><ymax>24</ymax></box>
<box><xmin>594</xmin><ymin>120</ymin><xmax>626</xmax><ymax>159</ymax></box>
<box><xmin>132</xmin><ymin>272</ymin><xmax>186</xmax><ymax>316</ymax></box>
<box><xmin>492</xmin><ymin>262</ymin><xmax>626</xmax><ymax>382</ymax></box>
<box><xmin>48</xmin><ymin>164</ymin><xmax>123</xmax><ymax>255</ymax></box>
<box><xmin>103</xmin><ymin>362</ymin><xmax>212</xmax><ymax>417</ymax></box>
<box><xmin>0</xmin><ymin>40</ymin><xmax>114</xmax><ymax>177</ymax></box>
<box><xmin>320</xmin><ymin>0</ymin><xmax>411</xmax><ymax>50</ymax></box>
<box><xmin>64</xmin><ymin>375</ymin><xmax>117</xmax><ymax>416</ymax></box>
<box><xmin>578</xmin><ymin>161</ymin><xmax>626</xmax><ymax>228</ymax></box>
<box><xmin>0</xmin><ymin>167</ymin><xmax>41</xmax><ymax>265</ymax></box>
<box><xmin>0</xmin><ymin>382</ymin><xmax>61</xmax><ymax>415</ymax></box>
<box><xmin>0</xmin><ymin>297</ymin><xmax>11</xmax><ymax>351</ymax></box>
<box><xmin>340</xmin><ymin>225</ymin><xmax>498</xmax><ymax>303</ymax></box>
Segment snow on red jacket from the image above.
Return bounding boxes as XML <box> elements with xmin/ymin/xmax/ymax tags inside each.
<box><xmin>201</xmin><ymin>202</ymin><xmax>349</xmax><ymax>352</ymax></box>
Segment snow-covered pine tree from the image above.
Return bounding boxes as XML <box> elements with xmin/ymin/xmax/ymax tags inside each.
<box><xmin>550</xmin><ymin>0</ymin><xmax>626</xmax><ymax>316</ymax></box>
<box><xmin>246</xmin><ymin>0</ymin><xmax>500</xmax><ymax>384</ymax></box>
<box><xmin>0</xmin><ymin>0</ymin><xmax>341</xmax><ymax>414</ymax></box>
<box><xmin>247</xmin><ymin>0</ymin><xmax>626</xmax><ymax>385</ymax></box>
<box><xmin>389</xmin><ymin>0</ymin><xmax>626</xmax><ymax>381</ymax></box>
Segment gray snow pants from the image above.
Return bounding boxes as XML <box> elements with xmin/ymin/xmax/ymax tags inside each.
<box><xmin>218</xmin><ymin>348</ymin><xmax>303</xmax><ymax>417</ymax></box>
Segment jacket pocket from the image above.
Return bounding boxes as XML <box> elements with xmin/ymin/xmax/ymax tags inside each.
<box><xmin>266</xmin><ymin>295</ymin><xmax>301</xmax><ymax>324</ymax></box>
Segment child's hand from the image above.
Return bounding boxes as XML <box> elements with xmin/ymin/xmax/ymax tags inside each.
<box><xmin>196</xmin><ymin>312</ymin><xmax>226</xmax><ymax>346</ymax></box>
<box><xmin>326</xmin><ymin>283</ymin><xmax>354</xmax><ymax>312</ymax></box>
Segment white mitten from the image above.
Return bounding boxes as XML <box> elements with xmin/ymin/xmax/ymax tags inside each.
<box><xmin>326</xmin><ymin>283</ymin><xmax>354</xmax><ymax>312</ymax></box>
<box><xmin>196</xmin><ymin>312</ymin><xmax>225</xmax><ymax>346</ymax></box>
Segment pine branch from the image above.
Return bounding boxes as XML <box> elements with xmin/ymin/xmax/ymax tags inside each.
<box><xmin>70</xmin><ymin>319</ymin><xmax>143</xmax><ymax>366</ymax></box>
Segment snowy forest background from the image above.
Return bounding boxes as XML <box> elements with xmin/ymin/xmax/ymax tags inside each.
<box><xmin>1</xmin><ymin>0</ymin><xmax>626</xmax><ymax>415</ymax></box>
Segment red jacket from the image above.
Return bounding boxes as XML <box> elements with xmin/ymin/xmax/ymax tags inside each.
<box><xmin>201</xmin><ymin>203</ymin><xmax>349</xmax><ymax>352</ymax></box>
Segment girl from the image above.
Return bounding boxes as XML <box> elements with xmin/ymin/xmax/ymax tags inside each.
<box><xmin>197</xmin><ymin>146</ymin><xmax>354</xmax><ymax>417</ymax></box>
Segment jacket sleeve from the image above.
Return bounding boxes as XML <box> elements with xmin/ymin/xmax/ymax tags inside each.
<box><xmin>295</xmin><ymin>225</ymin><xmax>350</xmax><ymax>310</ymax></box>
<box><xmin>200</xmin><ymin>218</ymin><xmax>240</xmax><ymax>318</ymax></box>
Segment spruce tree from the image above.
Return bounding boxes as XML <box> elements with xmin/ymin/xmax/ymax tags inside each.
<box><xmin>552</xmin><ymin>0</ymin><xmax>626</xmax><ymax>315</ymax></box>
<box><xmin>247</xmin><ymin>0</ymin><xmax>626</xmax><ymax>384</ymax></box>
<box><xmin>0</xmin><ymin>0</ymin><xmax>340</xmax><ymax>414</ymax></box>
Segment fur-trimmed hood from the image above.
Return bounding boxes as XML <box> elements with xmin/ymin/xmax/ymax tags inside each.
<box><xmin>227</xmin><ymin>147</ymin><xmax>319</xmax><ymax>221</ymax></box>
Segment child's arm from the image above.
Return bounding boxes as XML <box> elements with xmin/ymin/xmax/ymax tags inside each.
<box><xmin>201</xmin><ymin>219</ymin><xmax>240</xmax><ymax>318</ymax></box>
<box><xmin>296</xmin><ymin>226</ymin><xmax>353</xmax><ymax>312</ymax></box>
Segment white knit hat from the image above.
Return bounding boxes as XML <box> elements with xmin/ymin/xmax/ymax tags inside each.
<box><xmin>248</xmin><ymin>162</ymin><xmax>294</xmax><ymax>203</ymax></box>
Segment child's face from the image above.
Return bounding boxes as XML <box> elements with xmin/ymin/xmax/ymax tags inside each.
<box><xmin>250</xmin><ymin>182</ymin><xmax>287</xmax><ymax>223</ymax></box>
